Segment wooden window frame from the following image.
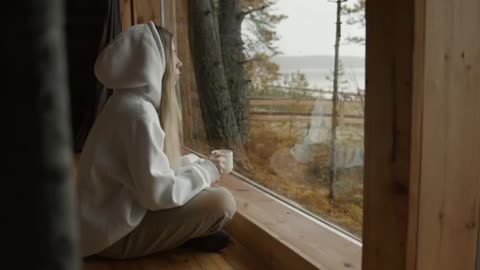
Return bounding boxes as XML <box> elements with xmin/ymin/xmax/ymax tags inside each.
<box><xmin>120</xmin><ymin>0</ymin><xmax>480</xmax><ymax>269</ymax></box>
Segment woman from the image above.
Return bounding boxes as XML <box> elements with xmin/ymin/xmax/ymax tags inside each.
<box><xmin>76</xmin><ymin>21</ymin><xmax>236</xmax><ymax>259</ymax></box>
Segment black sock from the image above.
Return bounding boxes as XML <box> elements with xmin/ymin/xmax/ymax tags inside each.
<box><xmin>180</xmin><ymin>229</ymin><xmax>231</xmax><ymax>252</ymax></box>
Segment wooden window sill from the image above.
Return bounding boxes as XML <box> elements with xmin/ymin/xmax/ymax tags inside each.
<box><xmin>219</xmin><ymin>172</ymin><xmax>362</xmax><ymax>270</ymax></box>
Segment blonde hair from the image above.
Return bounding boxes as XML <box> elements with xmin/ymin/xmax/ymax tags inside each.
<box><xmin>156</xmin><ymin>26</ymin><xmax>183</xmax><ymax>170</ymax></box>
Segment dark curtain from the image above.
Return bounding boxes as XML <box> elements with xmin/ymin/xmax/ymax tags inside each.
<box><xmin>73</xmin><ymin>0</ymin><xmax>122</xmax><ymax>152</ymax></box>
<box><xmin>3</xmin><ymin>0</ymin><xmax>80</xmax><ymax>268</ymax></box>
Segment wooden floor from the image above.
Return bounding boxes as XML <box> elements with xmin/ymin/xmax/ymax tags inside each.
<box><xmin>83</xmin><ymin>239</ymin><xmax>268</xmax><ymax>270</ymax></box>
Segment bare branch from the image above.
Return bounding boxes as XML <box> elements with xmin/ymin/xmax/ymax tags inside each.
<box><xmin>238</xmin><ymin>4</ymin><xmax>270</xmax><ymax>19</ymax></box>
<box><xmin>239</xmin><ymin>58</ymin><xmax>254</xmax><ymax>65</ymax></box>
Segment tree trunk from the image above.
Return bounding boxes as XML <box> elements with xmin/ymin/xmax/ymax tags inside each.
<box><xmin>218</xmin><ymin>0</ymin><xmax>249</xmax><ymax>143</ymax></box>
<box><xmin>188</xmin><ymin>0</ymin><xmax>252</xmax><ymax>172</ymax></box>
<box><xmin>329</xmin><ymin>0</ymin><xmax>343</xmax><ymax>200</ymax></box>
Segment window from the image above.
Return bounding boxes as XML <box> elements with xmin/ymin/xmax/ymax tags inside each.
<box><xmin>181</xmin><ymin>0</ymin><xmax>365</xmax><ymax>239</ymax></box>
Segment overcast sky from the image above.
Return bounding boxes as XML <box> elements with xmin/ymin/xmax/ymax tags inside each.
<box><xmin>273</xmin><ymin>0</ymin><xmax>365</xmax><ymax>57</ymax></box>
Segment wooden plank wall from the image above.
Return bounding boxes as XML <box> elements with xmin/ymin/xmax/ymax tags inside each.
<box><xmin>120</xmin><ymin>0</ymin><xmax>160</xmax><ymax>28</ymax></box>
<box><xmin>414</xmin><ymin>0</ymin><xmax>480</xmax><ymax>269</ymax></box>
<box><xmin>118</xmin><ymin>0</ymin><xmax>206</xmax><ymax>149</ymax></box>
<box><xmin>363</xmin><ymin>0</ymin><xmax>414</xmax><ymax>269</ymax></box>
<box><xmin>477</xmin><ymin>235</ymin><xmax>480</xmax><ymax>270</ymax></box>
<box><xmin>119</xmin><ymin>0</ymin><xmax>170</xmax><ymax>29</ymax></box>
<box><xmin>119</xmin><ymin>0</ymin><xmax>133</xmax><ymax>29</ymax></box>
<box><xmin>365</xmin><ymin>0</ymin><xmax>480</xmax><ymax>268</ymax></box>
<box><xmin>176</xmin><ymin>0</ymin><xmax>207</xmax><ymax>148</ymax></box>
<box><xmin>163</xmin><ymin>0</ymin><xmax>176</xmax><ymax>36</ymax></box>
<box><xmin>176</xmin><ymin>0</ymin><xmax>194</xmax><ymax>146</ymax></box>
<box><xmin>135</xmin><ymin>0</ymin><xmax>161</xmax><ymax>25</ymax></box>
<box><xmin>406</xmin><ymin>0</ymin><xmax>425</xmax><ymax>267</ymax></box>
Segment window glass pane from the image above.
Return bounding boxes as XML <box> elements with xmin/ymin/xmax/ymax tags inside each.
<box><xmin>181</xmin><ymin>0</ymin><xmax>365</xmax><ymax>239</ymax></box>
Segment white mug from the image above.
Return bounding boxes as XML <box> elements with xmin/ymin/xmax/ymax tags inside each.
<box><xmin>212</xmin><ymin>149</ymin><xmax>234</xmax><ymax>175</ymax></box>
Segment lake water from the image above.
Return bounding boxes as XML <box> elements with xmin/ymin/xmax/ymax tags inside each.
<box><xmin>280</xmin><ymin>67</ymin><xmax>365</xmax><ymax>91</ymax></box>
<box><xmin>272</xmin><ymin>55</ymin><xmax>366</xmax><ymax>92</ymax></box>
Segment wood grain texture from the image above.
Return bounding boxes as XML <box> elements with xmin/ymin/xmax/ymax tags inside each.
<box><xmin>363</xmin><ymin>0</ymin><xmax>414</xmax><ymax>269</ymax></box>
<box><xmin>416</xmin><ymin>0</ymin><xmax>480</xmax><ymax>269</ymax></box>
<box><xmin>163</xmin><ymin>0</ymin><xmax>176</xmax><ymax>33</ymax></box>
<box><xmin>83</xmin><ymin>240</ymin><xmax>264</xmax><ymax>270</ymax></box>
<box><xmin>406</xmin><ymin>0</ymin><xmax>426</xmax><ymax>268</ymax></box>
<box><xmin>119</xmin><ymin>0</ymin><xmax>132</xmax><ymax>29</ymax></box>
<box><xmin>134</xmin><ymin>0</ymin><xmax>160</xmax><ymax>25</ymax></box>
<box><xmin>222</xmin><ymin>175</ymin><xmax>361</xmax><ymax>270</ymax></box>
<box><xmin>176</xmin><ymin>0</ymin><xmax>207</xmax><ymax>147</ymax></box>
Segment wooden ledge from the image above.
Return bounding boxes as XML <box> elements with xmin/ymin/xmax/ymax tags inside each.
<box><xmin>220</xmin><ymin>173</ymin><xmax>362</xmax><ymax>270</ymax></box>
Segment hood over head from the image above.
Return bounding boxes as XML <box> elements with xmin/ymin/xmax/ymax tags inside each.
<box><xmin>94</xmin><ymin>21</ymin><xmax>165</xmax><ymax>108</ymax></box>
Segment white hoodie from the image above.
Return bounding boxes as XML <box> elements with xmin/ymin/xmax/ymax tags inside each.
<box><xmin>76</xmin><ymin>21</ymin><xmax>220</xmax><ymax>257</ymax></box>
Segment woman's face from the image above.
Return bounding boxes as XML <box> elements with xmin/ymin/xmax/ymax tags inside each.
<box><xmin>172</xmin><ymin>41</ymin><xmax>182</xmax><ymax>78</ymax></box>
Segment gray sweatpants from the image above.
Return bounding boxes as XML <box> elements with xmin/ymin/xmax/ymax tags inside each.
<box><xmin>96</xmin><ymin>186</ymin><xmax>236</xmax><ymax>259</ymax></box>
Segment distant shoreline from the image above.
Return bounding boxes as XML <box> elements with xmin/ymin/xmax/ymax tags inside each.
<box><xmin>274</xmin><ymin>54</ymin><xmax>365</xmax><ymax>58</ymax></box>
<box><xmin>272</xmin><ymin>55</ymin><xmax>366</xmax><ymax>90</ymax></box>
<box><xmin>272</xmin><ymin>55</ymin><xmax>365</xmax><ymax>69</ymax></box>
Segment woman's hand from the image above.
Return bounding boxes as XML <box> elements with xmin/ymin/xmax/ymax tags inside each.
<box><xmin>208</xmin><ymin>152</ymin><xmax>226</xmax><ymax>183</ymax></box>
